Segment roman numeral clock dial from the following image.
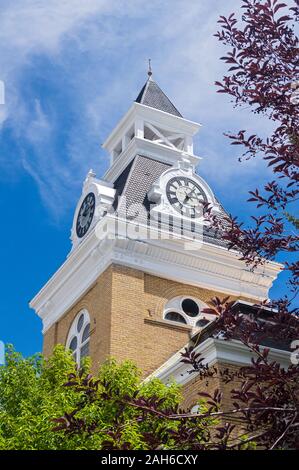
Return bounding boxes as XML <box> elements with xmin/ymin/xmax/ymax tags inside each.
<box><xmin>166</xmin><ymin>177</ymin><xmax>207</xmax><ymax>218</ymax></box>
<box><xmin>76</xmin><ymin>192</ymin><xmax>96</xmax><ymax>238</ymax></box>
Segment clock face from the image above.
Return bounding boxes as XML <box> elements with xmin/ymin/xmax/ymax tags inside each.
<box><xmin>76</xmin><ymin>192</ymin><xmax>96</xmax><ymax>238</ymax></box>
<box><xmin>166</xmin><ymin>177</ymin><xmax>207</xmax><ymax>218</ymax></box>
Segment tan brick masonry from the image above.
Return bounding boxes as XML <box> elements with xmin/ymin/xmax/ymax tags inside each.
<box><xmin>43</xmin><ymin>263</ymin><xmax>257</xmax><ymax>381</ymax></box>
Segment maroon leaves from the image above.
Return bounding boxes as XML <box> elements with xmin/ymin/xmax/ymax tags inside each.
<box><xmin>213</xmin><ymin>0</ymin><xmax>299</xmax><ymax>293</ymax></box>
<box><xmin>181</xmin><ymin>298</ymin><xmax>299</xmax><ymax>449</ymax></box>
<box><xmin>214</xmin><ymin>0</ymin><xmax>299</xmax><ymax>291</ymax></box>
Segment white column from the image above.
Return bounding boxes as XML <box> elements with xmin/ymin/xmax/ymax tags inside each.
<box><xmin>184</xmin><ymin>135</ymin><xmax>193</xmax><ymax>154</ymax></box>
<box><xmin>134</xmin><ymin>118</ymin><xmax>144</xmax><ymax>139</ymax></box>
<box><xmin>122</xmin><ymin>134</ymin><xmax>130</xmax><ymax>151</ymax></box>
<box><xmin>112</xmin><ymin>149</ymin><xmax>119</xmax><ymax>162</ymax></box>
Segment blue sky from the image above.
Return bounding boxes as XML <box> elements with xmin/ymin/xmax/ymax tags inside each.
<box><xmin>0</xmin><ymin>0</ymin><xmax>290</xmax><ymax>357</ymax></box>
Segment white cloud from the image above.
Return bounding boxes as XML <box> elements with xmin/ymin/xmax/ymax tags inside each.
<box><xmin>0</xmin><ymin>0</ymin><xmax>278</xmax><ymax>219</ymax></box>
<box><xmin>26</xmin><ymin>99</ymin><xmax>52</xmax><ymax>143</ymax></box>
<box><xmin>0</xmin><ymin>1</ymin><xmax>109</xmax><ymax>53</ymax></box>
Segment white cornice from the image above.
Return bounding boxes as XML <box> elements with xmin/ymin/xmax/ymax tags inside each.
<box><xmin>149</xmin><ymin>337</ymin><xmax>291</xmax><ymax>385</ymax></box>
<box><xmin>102</xmin><ymin>102</ymin><xmax>201</xmax><ymax>152</ymax></box>
<box><xmin>102</xmin><ymin>101</ymin><xmax>202</xmax><ymax>182</ymax></box>
<box><xmin>30</xmin><ymin>216</ymin><xmax>282</xmax><ymax>333</ymax></box>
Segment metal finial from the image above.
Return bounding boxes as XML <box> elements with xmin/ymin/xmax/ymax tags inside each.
<box><xmin>87</xmin><ymin>168</ymin><xmax>96</xmax><ymax>178</ymax></box>
<box><xmin>147</xmin><ymin>59</ymin><xmax>152</xmax><ymax>78</ymax></box>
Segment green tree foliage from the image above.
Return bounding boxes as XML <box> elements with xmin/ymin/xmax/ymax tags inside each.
<box><xmin>0</xmin><ymin>345</ymin><xmax>210</xmax><ymax>450</ymax></box>
<box><xmin>285</xmin><ymin>212</ymin><xmax>299</xmax><ymax>230</ymax></box>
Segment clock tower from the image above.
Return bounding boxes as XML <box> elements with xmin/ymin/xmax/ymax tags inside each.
<box><xmin>30</xmin><ymin>72</ymin><xmax>282</xmax><ymax>378</ymax></box>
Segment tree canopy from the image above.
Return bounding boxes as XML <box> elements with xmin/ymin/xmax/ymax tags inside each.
<box><xmin>0</xmin><ymin>345</ymin><xmax>189</xmax><ymax>450</ymax></box>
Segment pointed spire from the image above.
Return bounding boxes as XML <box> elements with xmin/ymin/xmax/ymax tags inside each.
<box><xmin>135</xmin><ymin>65</ymin><xmax>182</xmax><ymax>117</ymax></box>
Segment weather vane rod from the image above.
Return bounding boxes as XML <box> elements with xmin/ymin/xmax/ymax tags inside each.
<box><xmin>147</xmin><ymin>59</ymin><xmax>152</xmax><ymax>78</ymax></box>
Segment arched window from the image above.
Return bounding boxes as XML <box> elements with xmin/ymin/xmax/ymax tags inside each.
<box><xmin>163</xmin><ymin>296</ymin><xmax>216</xmax><ymax>329</ymax></box>
<box><xmin>66</xmin><ymin>309</ymin><xmax>90</xmax><ymax>364</ymax></box>
<box><xmin>165</xmin><ymin>311</ymin><xmax>187</xmax><ymax>324</ymax></box>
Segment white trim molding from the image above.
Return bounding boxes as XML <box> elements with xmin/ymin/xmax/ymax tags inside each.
<box><xmin>149</xmin><ymin>337</ymin><xmax>292</xmax><ymax>386</ymax></box>
<box><xmin>30</xmin><ymin>214</ymin><xmax>282</xmax><ymax>333</ymax></box>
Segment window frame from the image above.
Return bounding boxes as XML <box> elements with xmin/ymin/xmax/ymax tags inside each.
<box><xmin>66</xmin><ymin>309</ymin><xmax>90</xmax><ymax>365</ymax></box>
<box><xmin>163</xmin><ymin>296</ymin><xmax>216</xmax><ymax>329</ymax></box>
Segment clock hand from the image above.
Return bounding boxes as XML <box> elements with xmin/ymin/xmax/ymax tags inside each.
<box><xmin>183</xmin><ymin>187</ymin><xmax>197</xmax><ymax>204</ymax></box>
<box><xmin>187</xmin><ymin>187</ymin><xmax>197</xmax><ymax>198</ymax></box>
<box><xmin>83</xmin><ymin>201</ymin><xmax>92</xmax><ymax>216</ymax></box>
<box><xmin>183</xmin><ymin>189</ymin><xmax>192</xmax><ymax>204</ymax></box>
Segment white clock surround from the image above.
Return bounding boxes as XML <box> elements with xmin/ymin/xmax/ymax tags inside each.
<box><xmin>70</xmin><ymin>169</ymin><xmax>115</xmax><ymax>251</ymax></box>
<box><xmin>148</xmin><ymin>156</ymin><xmax>222</xmax><ymax>227</ymax></box>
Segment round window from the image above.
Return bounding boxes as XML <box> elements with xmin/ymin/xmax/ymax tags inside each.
<box><xmin>163</xmin><ymin>297</ymin><xmax>212</xmax><ymax>328</ymax></box>
<box><xmin>182</xmin><ymin>298</ymin><xmax>199</xmax><ymax>317</ymax></box>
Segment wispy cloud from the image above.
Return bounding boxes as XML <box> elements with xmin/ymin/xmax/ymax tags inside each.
<box><xmin>0</xmin><ymin>0</ymin><xmax>274</xmax><ymax>219</ymax></box>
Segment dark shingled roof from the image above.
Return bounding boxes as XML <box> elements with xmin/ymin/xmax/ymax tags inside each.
<box><xmin>113</xmin><ymin>154</ymin><xmax>229</xmax><ymax>248</ymax></box>
<box><xmin>191</xmin><ymin>301</ymin><xmax>291</xmax><ymax>353</ymax></box>
<box><xmin>114</xmin><ymin>155</ymin><xmax>170</xmax><ymax>218</ymax></box>
<box><xmin>135</xmin><ymin>78</ymin><xmax>182</xmax><ymax>117</ymax></box>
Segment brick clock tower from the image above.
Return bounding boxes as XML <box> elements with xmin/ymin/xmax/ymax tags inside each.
<box><xmin>30</xmin><ymin>72</ymin><xmax>285</xmax><ymax>401</ymax></box>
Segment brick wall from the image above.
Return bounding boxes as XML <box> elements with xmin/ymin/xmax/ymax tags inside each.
<box><xmin>43</xmin><ymin>266</ymin><xmax>113</xmax><ymax>372</ymax></box>
<box><xmin>181</xmin><ymin>361</ymin><xmax>243</xmax><ymax>414</ymax></box>
<box><xmin>181</xmin><ymin>372</ymin><xmax>220</xmax><ymax>411</ymax></box>
<box><xmin>43</xmin><ymin>263</ymin><xmax>256</xmax><ymax>378</ymax></box>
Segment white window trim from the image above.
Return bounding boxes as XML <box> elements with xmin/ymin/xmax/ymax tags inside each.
<box><xmin>163</xmin><ymin>296</ymin><xmax>216</xmax><ymax>329</ymax></box>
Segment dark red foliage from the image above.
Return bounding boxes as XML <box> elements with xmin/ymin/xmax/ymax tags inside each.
<box><xmin>186</xmin><ymin>297</ymin><xmax>299</xmax><ymax>449</ymax></box>
<box><xmin>213</xmin><ymin>0</ymin><xmax>299</xmax><ymax>294</ymax></box>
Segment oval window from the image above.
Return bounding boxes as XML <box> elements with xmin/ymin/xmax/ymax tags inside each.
<box><xmin>182</xmin><ymin>298</ymin><xmax>199</xmax><ymax>317</ymax></box>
